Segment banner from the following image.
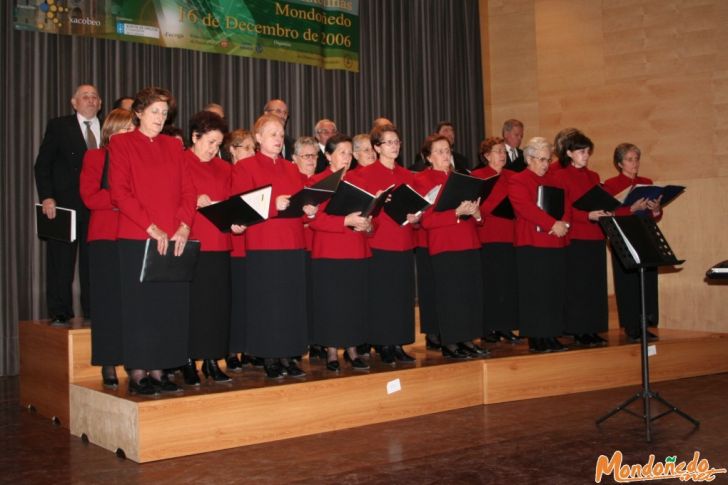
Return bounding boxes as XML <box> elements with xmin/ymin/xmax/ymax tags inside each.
<box><xmin>14</xmin><ymin>0</ymin><xmax>360</xmax><ymax>72</ymax></box>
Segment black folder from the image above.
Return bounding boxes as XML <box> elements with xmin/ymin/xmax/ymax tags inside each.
<box><xmin>384</xmin><ymin>184</ymin><xmax>440</xmax><ymax>226</ymax></box>
<box><xmin>197</xmin><ymin>185</ymin><xmax>272</xmax><ymax>232</ymax></box>
<box><xmin>536</xmin><ymin>185</ymin><xmax>565</xmax><ymax>232</ymax></box>
<box><xmin>572</xmin><ymin>184</ymin><xmax>621</xmax><ymax>212</ymax></box>
<box><xmin>490</xmin><ymin>197</ymin><xmax>515</xmax><ymax>220</ymax></box>
<box><xmin>537</xmin><ymin>185</ymin><xmax>565</xmax><ymax>220</ymax></box>
<box><xmin>277</xmin><ymin>168</ymin><xmax>344</xmax><ymax>218</ymax></box>
<box><xmin>139</xmin><ymin>239</ymin><xmax>201</xmax><ymax>282</ymax></box>
<box><xmin>434</xmin><ymin>171</ymin><xmax>488</xmax><ymax>212</ymax></box>
<box><xmin>35</xmin><ymin>204</ymin><xmax>76</xmax><ymax>242</ymax></box>
<box><xmin>325</xmin><ymin>181</ymin><xmax>395</xmax><ymax>217</ymax></box>
<box><xmin>621</xmin><ymin>184</ymin><xmax>685</xmax><ymax>208</ymax></box>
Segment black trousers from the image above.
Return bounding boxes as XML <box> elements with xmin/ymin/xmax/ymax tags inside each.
<box><xmin>44</xmin><ymin>219</ymin><xmax>89</xmax><ymax>319</ymax></box>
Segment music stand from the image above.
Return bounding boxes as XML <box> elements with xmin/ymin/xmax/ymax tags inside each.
<box><xmin>596</xmin><ymin>216</ymin><xmax>699</xmax><ymax>442</ymax></box>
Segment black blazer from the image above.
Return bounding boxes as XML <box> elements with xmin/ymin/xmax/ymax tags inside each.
<box><xmin>506</xmin><ymin>147</ymin><xmax>527</xmax><ymax>172</ymax></box>
<box><xmin>281</xmin><ymin>134</ymin><xmax>295</xmax><ymax>161</ymax></box>
<box><xmin>315</xmin><ymin>149</ymin><xmax>328</xmax><ymax>174</ymax></box>
<box><xmin>34</xmin><ymin>114</ymin><xmax>94</xmax><ymax>220</ymax></box>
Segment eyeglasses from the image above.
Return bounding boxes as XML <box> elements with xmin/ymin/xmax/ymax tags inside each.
<box><xmin>379</xmin><ymin>139</ymin><xmax>401</xmax><ymax>146</ymax></box>
<box><xmin>317</xmin><ymin>129</ymin><xmax>337</xmax><ymax>135</ymax></box>
<box><xmin>527</xmin><ymin>155</ymin><xmax>550</xmax><ymax>163</ymax></box>
<box><xmin>265</xmin><ymin>108</ymin><xmax>288</xmax><ymax>116</ymax></box>
<box><xmin>297</xmin><ymin>153</ymin><xmax>318</xmax><ymax>160</ymax></box>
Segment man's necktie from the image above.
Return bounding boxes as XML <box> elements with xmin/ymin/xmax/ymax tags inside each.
<box><xmin>84</xmin><ymin>120</ymin><xmax>97</xmax><ymax>149</ymax></box>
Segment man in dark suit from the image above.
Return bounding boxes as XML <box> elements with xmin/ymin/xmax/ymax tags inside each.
<box><xmin>34</xmin><ymin>84</ymin><xmax>102</xmax><ymax>324</ymax></box>
<box><xmin>313</xmin><ymin>118</ymin><xmax>337</xmax><ymax>173</ymax></box>
<box><xmin>263</xmin><ymin>98</ymin><xmax>295</xmax><ymax>161</ymax></box>
<box><xmin>502</xmin><ymin>118</ymin><xmax>526</xmax><ymax>172</ymax></box>
<box><xmin>411</xmin><ymin>121</ymin><xmax>472</xmax><ymax>172</ymax></box>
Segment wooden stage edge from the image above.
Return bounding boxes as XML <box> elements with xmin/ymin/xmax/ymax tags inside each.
<box><xmin>19</xmin><ymin>321</ymin><xmax>728</xmax><ymax>463</ymax></box>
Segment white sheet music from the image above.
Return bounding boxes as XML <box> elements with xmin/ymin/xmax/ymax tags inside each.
<box><xmin>613</xmin><ymin>218</ymin><xmax>640</xmax><ymax>265</ymax></box>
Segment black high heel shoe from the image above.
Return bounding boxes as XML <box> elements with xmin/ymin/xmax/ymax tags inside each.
<box><xmin>393</xmin><ymin>345</ymin><xmax>416</xmax><ymax>363</ymax></box>
<box><xmin>326</xmin><ymin>358</ymin><xmax>340</xmax><ymax>372</ymax></box>
<box><xmin>343</xmin><ymin>351</ymin><xmax>369</xmax><ymax>370</ymax></box>
<box><xmin>128</xmin><ymin>377</ymin><xmax>158</xmax><ymax>396</ymax></box>
<box><xmin>180</xmin><ymin>358</ymin><xmax>201</xmax><ymax>386</ymax></box>
<box><xmin>201</xmin><ymin>359</ymin><xmax>232</xmax><ymax>383</ymax></box>
<box><xmin>101</xmin><ymin>366</ymin><xmax>118</xmax><ymax>389</ymax></box>
<box><xmin>425</xmin><ymin>334</ymin><xmax>441</xmax><ymax>350</ymax></box>
<box><xmin>441</xmin><ymin>345</ymin><xmax>470</xmax><ymax>360</ymax></box>
<box><xmin>225</xmin><ymin>354</ymin><xmax>243</xmax><ymax>372</ymax></box>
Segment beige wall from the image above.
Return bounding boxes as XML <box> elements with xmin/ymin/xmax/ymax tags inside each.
<box><xmin>480</xmin><ymin>0</ymin><xmax>728</xmax><ymax>332</ymax></box>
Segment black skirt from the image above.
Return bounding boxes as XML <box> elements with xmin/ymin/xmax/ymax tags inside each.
<box><xmin>311</xmin><ymin>258</ymin><xmax>368</xmax><ymax>347</ymax></box>
<box><xmin>117</xmin><ymin>240</ymin><xmax>190</xmax><ymax>370</ymax></box>
<box><xmin>245</xmin><ymin>250</ymin><xmax>308</xmax><ymax>358</ymax></box>
<box><xmin>480</xmin><ymin>242</ymin><xmax>519</xmax><ymax>333</ymax></box>
<box><xmin>229</xmin><ymin>256</ymin><xmax>247</xmax><ymax>353</ymax></box>
<box><xmin>565</xmin><ymin>240</ymin><xmax>608</xmax><ymax>334</ymax></box>
<box><xmin>415</xmin><ymin>247</ymin><xmax>438</xmax><ymax>335</ymax></box>
<box><xmin>188</xmin><ymin>251</ymin><xmax>231</xmax><ymax>359</ymax></box>
<box><xmin>516</xmin><ymin>246</ymin><xmax>566</xmax><ymax>338</ymax></box>
<box><xmin>431</xmin><ymin>249</ymin><xmax>483</xmax><ymax>345</ymax></box>
<box><xmin>366</xmin><ymin>249</ymin><xmax>415</xmax><ymax>345</ymax></box>
<box><xmin>89</xmin><ymin>240</ymin><xmax>123</xmax><ymax>366</ymax></box>
<box><xmin>610</xmin><ymin>246</ymin><xmax>659</xmax><ymax>332</ymax></box>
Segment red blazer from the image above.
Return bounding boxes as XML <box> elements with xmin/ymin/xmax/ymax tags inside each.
<box><xmin>231</xmin><ymin>152</ymin><xmax>306</xmax><ymax>251</ymax></box>
<box><xmin>603</xmin><ymin>173</ymin><xmax>662</xmax><ymax>221</ymax></box>
<box><xmin>471</xmin><ymin>166</ymin><xmax>515</xmax><ymax>244</ymax></box>
<box><xmin>357</xmin><ymin>160</ymin><xmax>416</xmax><ymax>251</ymax></box>
<box><xmin>308</xmin><ymin>168</ymin><xmax>372</xmax><ymax>259</ymax></box>
<box><xmin>80</xmin><ymin>147</ymin><xmax>118</xmax><ymax>241</ymax></box>
<box><xmin>109</xmin><ymin>130</ymin><xmax>195</xmax><ymax>240</ymax></box>
<box><xmin>414</xmin><ymin>169</ymin><xmax>481</xmax><ymax>256</ymax></box>
<box><xmin>508</xmin><ymin>168</ymin><xmax>570</xmax><ymax>248</ymax></box>
<box><xmin>185</xmin><ymin>151</ymin><xmax>233</xmax><ymax>252</ymax></box>
<box><xmin>553</xmin><ymin>164</ymin><xmax>604</xmax><ymax>241</ymax></box>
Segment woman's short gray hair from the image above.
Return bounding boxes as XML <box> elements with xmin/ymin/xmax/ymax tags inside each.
<box><xmin>523</xmin><ymin>136</ymin><xmax>553</xmax><ymax>158</ymax></box>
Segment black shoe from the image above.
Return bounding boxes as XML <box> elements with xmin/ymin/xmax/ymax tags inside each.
<box><xmin>458</xmin><ymin>342</ymin><xmax>489</xmax><ymax>358</ymax></box>
<box><xmin>201</xmin><ymin>359</ymin><xmax>232</xmax><ymax>383</ymax></box>
<box><xmin>379</xmin><ymin>345</ymin><xmax>396</xmax><ymax>365</ymax></box>
<box><xmin>150</xmin><ymin>375</ymin><xmax>182</xmax><ymax>394</ymax></box>
<box><xmin>263</xmin><ymin>359</ymin><xmax>285</xmax><ymax>379</ymax></box>
<box><xmin>326</xmin><ymin>359</ymin><xmax>340</xmax><ymax>372</ymax></box>
<box><xmin>393</xmin><ymin>345</ymin><xmax>415</xmax><ymax>363</ymax></box>
<box><xmin>282</xmin><ymin>359</ymin><xmax>306</xmax><ymax>378</ymax></box>
<box><xmin>442</xmin><ymin>345</ymin><xmax>470</xmax><ymax>360</ymax></box>
<box><xmin>529</xmin><ymin>338</ymin><xmax>551</xmax><ymax>353</ymax></box>
<box><xmin>343</xmin><ymin>351</ymin><xmax>370</xmax><ymax>370</ymax></box>
<box><xmin>646</xmin><ymin>330</ymin><xmax>658</xmax><ymax>341</ymax></box>
<box><xmin>101</xmin><ymin>366</ymin><xmax>118</xmax><ymax>389</ymax></box>
<box><xmin>128</xmin><ymin>377</ymin><xmax>158</xmax><ymax>396</ymax></box>
<box><xmin>590</xmin><ymin>333</ymin><xmax>608</xmax><ymax>346</ymax></box>
<box><xmin>355</xmin><ymin>343</ymin><xmax>372</xmax><ymax>356</ymax></box>
<box><xmin>225</xmin><ymin>354</ymin><xmax>243</xmax><ymax>372</ymax></box>
<box><xmin>482</xmin><ymin>331</ymin><xmax>500</xmax><ymax>343</ymax></box>
<box><xmin>239</xmin><ymin>354</ymin><xmax>252</xmax><ymax>366</ymax></box>
<box><xmin>308</xmin><ymin>345</ymin><xmax>326</xmax><ymax>360</ymax></box>
<box><xmin>546</xmin><ymin>337</ymin><xmax>568</xmax><ymax>352</ymax></box>
<box><xmin>572</xmin><ymin>334</ymin><xmax>592</xmax><ymax>347</ymax></box>
<box><xmin>162</xmin><ymin>368</ymin><xmax>177</xmax><ymax>379</ymax></box>
<box><xmin>625</xmin><ymin>328</ymin><xmax>642</xmax><ymax>342</ymax></box>
<box><xmin>425</xmin><ymin>334</ymin><xmax>441</xmax><ymax>350</ymax></box>
<box><xmin>251</xmin><ymin>356</ymin><xmax>265</xmax><ymax>368</ymax></box>
<box><xmin>496</xmin><ymin>330</ymin><xmax>522</xmax><ymax>343</ymax></box>
<box><xmin>180</xmin><ymin>358</ymin><xmax>201</xmax><ymax>386</ymax></box>
<box><xmin>50</xmin><ymin>314</ymin><xmax>69</xmax><ymax>327</ymax></box>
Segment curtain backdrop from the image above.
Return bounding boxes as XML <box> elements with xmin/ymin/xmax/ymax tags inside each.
<box><xmin>0</xmin><ymin>0</ymin><xmax>484</xmax><ymax>376</ymax></box>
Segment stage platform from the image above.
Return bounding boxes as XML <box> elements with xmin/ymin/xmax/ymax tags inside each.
<box><xmin>19</xmin><ymin>319</ymin><xmax>728</xmax><ymax>463</ymax></box>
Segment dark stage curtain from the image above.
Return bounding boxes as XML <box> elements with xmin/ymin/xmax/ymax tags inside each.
<box><xmin>0</xmin><ymin>0</ymin><xmax>484</xmax><ymax>375</ymax></box>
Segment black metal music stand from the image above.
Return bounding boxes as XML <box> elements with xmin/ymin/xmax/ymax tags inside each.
<box><xmin>596</xmin><ymin>216</ymin><xmax>699</xmax><ymax>442</ymax></box>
